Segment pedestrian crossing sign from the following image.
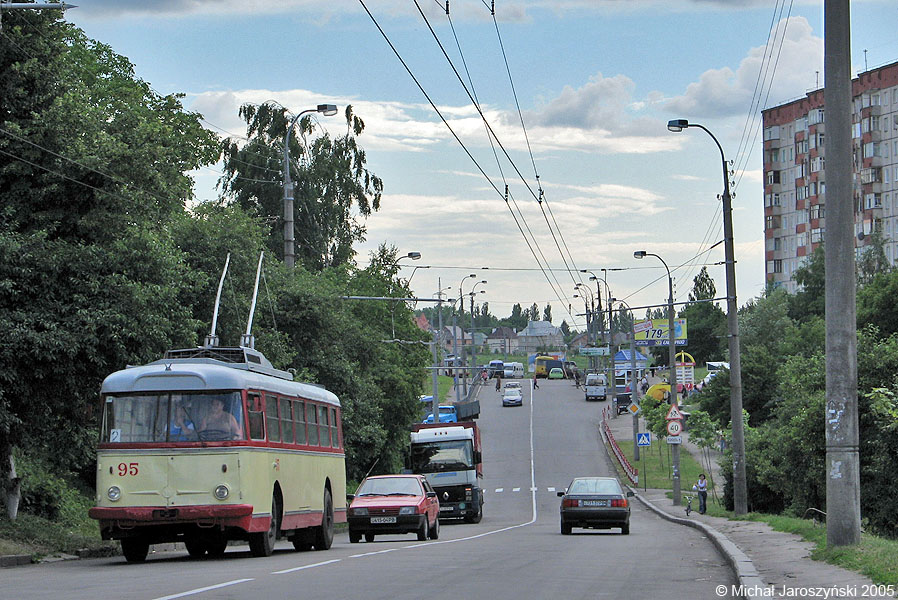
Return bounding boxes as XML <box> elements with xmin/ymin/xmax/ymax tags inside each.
<box><xmin>637</xmin><ymin>433</ymin><xmax>651</xmax><ymax>447</ymax></box>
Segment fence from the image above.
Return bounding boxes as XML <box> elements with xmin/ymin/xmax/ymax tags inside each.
<box><xmin>601</xmin><ymin>405</ymin><xmax>638</xmax><ymax>485</ymax></box>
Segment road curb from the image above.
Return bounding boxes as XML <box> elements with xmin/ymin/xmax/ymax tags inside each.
<box><xmin>628</xmin><ymin>488</ymin><xmax>765</xmax><ymax>600</ymax></box>
<box><xmin>0</xmin><ymin>554</ymin><xmax>32</xmax><ymax>567</ymax></box>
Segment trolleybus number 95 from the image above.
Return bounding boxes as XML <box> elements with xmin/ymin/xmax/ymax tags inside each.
<box><xmin>117</xmin><ymin>462</ymin><xmax>139</xmax><ymax>476</ymax></box>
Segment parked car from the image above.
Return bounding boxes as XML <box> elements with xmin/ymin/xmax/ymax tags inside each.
<box><xmin>422</xmin><ymin>405</ymin><xmax>458</xmax><ymax>424</ymax></box>
<box><xmin>347</xmin><ymin>474</ymin><xmax>440</xmax><ymax>543</ymax></box>
<box><xmin>558</xmin><ymin>477</ymin><xmax>633</xmax><ymax>535</ymax></box>
<box><xmin>548</xmin><ymin>367</ymin><xmax>565</xmax><ymax>379</ymax></box>
<box><xmin>503</xmin><ymin>362</ymin><xmax>525</xmax><ymax>378</ymax></box>
<box><xmin>502</xmin><ymin>387</ymin><xmax>523</xmax><ymax>407</ymax></box>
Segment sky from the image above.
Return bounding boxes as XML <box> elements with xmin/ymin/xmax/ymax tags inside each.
<box><xmin>65</xmin><ymin>0</ymin><xmax>898</xmax><ymax>331</ymax></box>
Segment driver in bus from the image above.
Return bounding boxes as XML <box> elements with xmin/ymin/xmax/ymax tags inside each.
<box><xmin>169</xmin><ymin>405</ymin><xmax>195</xmax><ymax>440</ymax></box>
<box><xmin>197</xmin><ymin>397</ymin><xmax>241</xmax><ymax>439</ymax></box>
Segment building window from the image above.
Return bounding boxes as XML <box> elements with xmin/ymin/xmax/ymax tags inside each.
<box><xmin>811</xmin><ymin>228</ymin><xmax>824</xmax><ymax>243</ymax></box>
<box><xmin>810</xmin><ymin>204</ymin><xmax>825</xmax><ymax>220</ymax></box>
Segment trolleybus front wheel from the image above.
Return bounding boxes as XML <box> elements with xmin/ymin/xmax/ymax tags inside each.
<box><xmin>249</xmin><ymin>496</ymin><xmax>279</xmax><ymax>557</ymax></box>
<box><xmin>121</xmin><ymin>537</ymin><xmax>150</xmax><ymax>563</ymax></box>
<box><xmin>313</xmin><ymin>488</ymin><xmax>334</xmax><ymax>551</ymax></box>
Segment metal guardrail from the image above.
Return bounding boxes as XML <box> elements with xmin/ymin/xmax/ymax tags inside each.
<box><xmin>602</xmin><ymin>405</ymin><xmax>638</xmax><ymax>485</ymax></box>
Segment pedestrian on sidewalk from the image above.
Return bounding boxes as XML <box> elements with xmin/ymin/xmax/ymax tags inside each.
<box><xmin>693</xmin><ymin>474</ymin><xmax>708</xmax><ymax>514</ymax></box>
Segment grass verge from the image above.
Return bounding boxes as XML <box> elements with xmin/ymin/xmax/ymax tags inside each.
<box><xmin>0</xmin><ymin>513</ymin><xmax>115</xmax><ymax>561</ymax></box>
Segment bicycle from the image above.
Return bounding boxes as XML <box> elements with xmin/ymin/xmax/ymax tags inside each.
<box><xmin>684</xmin><ymin>494</ymin><xmax>695</xmax><ymax>516</ymax></box>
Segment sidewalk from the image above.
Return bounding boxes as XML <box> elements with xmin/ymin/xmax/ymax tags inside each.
<box><xmin>603</xmin><ymin>406</ymin><xmax>878</xmax><ymax>599</ymax></box>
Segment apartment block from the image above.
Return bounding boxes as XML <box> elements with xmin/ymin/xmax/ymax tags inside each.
<box><xmin>761</xmin><ymin>60</ymin><xmax>898</xmax><ymax>292</ymax></box>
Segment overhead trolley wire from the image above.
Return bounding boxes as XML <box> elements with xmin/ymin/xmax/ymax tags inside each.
<box><xmin>425</xmin><ymin>2</ymin><xmax>573</xmax><ymax>310</ymax></box>
<box><xmin>734</xmin><ymin>0</ymin><xmax>794</xmax><ymax>190</ymax></box>
<box><xmin>360</xmin><ymin>0</ymin><xmax>580</xmax><ymax>326</ymax></box>
<box><xmin>486</xmin><ymin>3</ymin><xmax>582</xmax><ymax>286</ymax></box>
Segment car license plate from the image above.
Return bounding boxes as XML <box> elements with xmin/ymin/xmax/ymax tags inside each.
<box><xmin>370</xmin><ymin>516</ymin><xmax>396</xmax><ymax>524</ymax></box>
<box><xmin>581</xmin><ymin>500</ymin><xmax>607</xmax><ymax>507</ymax></box>
<box><xmin>440</xmin><ymin>506</ymin><xmax>453</xmax><ymax>512</ymax></box>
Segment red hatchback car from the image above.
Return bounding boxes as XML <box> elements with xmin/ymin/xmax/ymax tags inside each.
<box><xmin>347</xmin><ymin>474</ymin><xmax>440</xmax><ymax>543</ymax></box>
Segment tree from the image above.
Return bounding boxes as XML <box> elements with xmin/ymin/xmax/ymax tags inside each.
<box><xmin>857</xmin><ymin>228</ymin><xmax>890</xmax><ymax>284</ymax></box>
<box><xmin>543</xmin><ymin>304</ymin><xmax>553</xmax><ymax>323</ymax></box>
<box><xmin>858</xmin><ymin>269</ymin><xmax>898</xmax><ymax>338</ymax></box>
<box><xmin>529</xmin><ymin>303</ymin><xmax>540</xmax><ymax>323</ymax></box>
<box><xmin>220</xmin><ymin>103</ymin><xmax>382</xmax><ymax>270</ymax></box>
<box><xmin>680</xmin><ymin>267</ymin><xmax>726</xmax><ymax>364</ymax></box>
<box><xmin>505</xmin><ymin>303</ymin><xmax>528</xmax><ymax>330</ymax></box>
<box><xmin>789</xmin><ymin>245</ymin><xmax>825</xmax><ymax>322</ymax></box>
<box><xmin>0</xmin><ymin>13</ymin><xmax>220</xmax><ymax>518</ymax></box>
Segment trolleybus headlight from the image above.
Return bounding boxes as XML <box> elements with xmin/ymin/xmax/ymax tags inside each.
<box><xmin>399</xmin><ymin>506</ymin><xmax>416</xmax><ymax>515</ymax></box>
<box><xmin>213</xmin><ymin>485</ymin><xmax>230</xmax><ymax>500</ymax></box>
<box><xmin>107</xmin><ymin>486</ymin><xmax>121</xmax><ymax>502</ymax></box>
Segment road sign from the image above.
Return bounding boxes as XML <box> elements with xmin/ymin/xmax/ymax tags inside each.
<box><xmin>579</xmin><ymin>346</ymin><xmax>610</xmax><ymax>356</ymax></box>
<box><xmin>627</xmin><ymin>402</ymin><xmax>641</xmax><ymax>416</ymax></box>
<box><xmin>666</xmin><ymin>435</ymin><xmax>682</xmax><ymax>444</ymax></box>
<box><xmin>665</xmin><ymin>404</ymin><xmax>684</xmax><ymax>420</ymax></box>
<box><xmin>636</xmin><ymin>432</ymin><xmax>651</xmax><ymax>447</ymax></box>
<box><xmin>666</xmin><ymin>420</ymin><xmax>683</xmax><ymax>436</ymax></box>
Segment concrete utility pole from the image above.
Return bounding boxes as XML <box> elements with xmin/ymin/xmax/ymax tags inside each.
<box><xmin>283</xmin><ymin>104</ymin><xmax>337</xmax><ymax>268</ymax></box>
<box><xmin>824</xmin><ymin>0</ymin><xmax>861</xmax><ymax>547</ymax></box>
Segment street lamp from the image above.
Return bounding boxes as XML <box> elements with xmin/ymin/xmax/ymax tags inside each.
<box><xmin>455</xmin><ymin>274</ymin><xmax>477</xmax><ymax>398</ymax></box>
<box><xmin>634</xmin><ymin>249</ymin><xmax>681</xmax><ymax>505</ymax></box>
<box><xmin>615</xmin><ymin>298</ymin><xmax>641</xmax><ymax>461</ymax></box>
<box><xmin>283</xmin><ymin>104</ymin><xmax>339</xmax><ymax>268</ymax></box>
<box><xmin>469</xmin><ymin>281</ymin><xmax>487</xmax><ymax>385</ymax></box>
<box><xmin>584</xmin><ymin>270</ymin><xmax>613</xmax><ymax>388</ymax></box>
<box><xmin>667</xmin><ymin>118</ymin><xmax>746</xmax><ymax>515</ymax></box>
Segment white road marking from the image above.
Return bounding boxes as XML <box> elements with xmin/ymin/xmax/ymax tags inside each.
<box><xmin>272</xmin><ymin>559</ymin><xmax>341</xmax><ymax>574</ymax></box>
<box><xmin>153</xmin><ymin>579</ymin><xmax>254</xmax><ymax>600</ymax></box>
<box><xmin>513</xmin><ymin>487</ymin><xmax>521</xmax><ymax>492</ymax></box>
<box><xmin>495</xmin><ymin>488</ymin><xmax>504</xmax><ymax>493</ymax></box>
<box><xmin>349</xmin><ymin>548</ymin><xmax>398</xmax><ymax>558</ymax></box>
<box><xmin>548</xmin><ymin>487</ymin><xmax>556</xmax><ymax>492</ymax></box>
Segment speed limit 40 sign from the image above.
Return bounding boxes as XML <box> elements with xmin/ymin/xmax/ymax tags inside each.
<box><xmin>666</xmin><ymin>420</ymin><xmax>683</xmax><ymax>436</ymax></box>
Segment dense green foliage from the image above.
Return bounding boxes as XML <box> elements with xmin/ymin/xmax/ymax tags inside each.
<box><xmin>0</xmin><ymin>12</ymin><xmax>429</xmax><ymax>523</ymax></box>
<box><xmin>697</xmin><ymin>251</ymin><xmax>898</xmax><ymax>537</ymax></box>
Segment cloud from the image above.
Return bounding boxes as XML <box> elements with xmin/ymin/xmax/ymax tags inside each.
<box><xmin>664</xmin><ymin>16</ymin><xmax>823</xmax><ymax>117</ymax></box>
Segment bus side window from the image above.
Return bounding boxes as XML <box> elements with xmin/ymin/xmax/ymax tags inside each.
<box><xmin>318</xmin><ymin>405</ymin><xmax>330</xmax><ymax>447</ymax></box>
<box><xmin>280</xmin><ymin>397</ymin><xmax>294</xmax><ymax>444</ymax></box>
<box><xmin>266</xmin><ymin>395</ymin><xmax>280</xmax><ymax>442</ymax></box>
<box><xmin>330</xmin><ymin>408</ymin><xmax>339</xmax><ymax>448</ymax></box>
<box><xmin>248</xmin><ymin>393</ymin><xmax>265</xmax><ymax>440</ymax></box>
<box><xmin>294</xmin><ymin>400</ymin><xmax>306</xmax><ymax>444</ymax></box>
<box><xmin>306</xmin><ymin>402</ymin><xmax>318</xmax><ymax>446</ymax></box>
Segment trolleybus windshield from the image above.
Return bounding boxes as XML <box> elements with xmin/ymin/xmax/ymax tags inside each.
<box><xmin>102</xmin><ymin>391</ymin><xmax>245</xmax><ymax>443</ymax></box>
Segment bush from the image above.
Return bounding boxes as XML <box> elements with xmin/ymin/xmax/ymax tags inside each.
<box><xmin>14</xmin><ymin>450</ymin><xmax>95</xmax><ymax>533</ymax></box>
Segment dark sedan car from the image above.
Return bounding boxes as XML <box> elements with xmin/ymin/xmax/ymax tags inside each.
<box><xmin>347</xmin><ymin>474</ymin><xmax>440</xmax><ymax>543</ymax></box>
<box><xmin>558</xmin><ymin>477</ymin><xmax>633</xmax><ymax>535</ymax></box>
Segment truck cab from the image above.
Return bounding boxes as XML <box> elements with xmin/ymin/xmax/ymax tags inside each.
<box><xmin>409</xmin><ymin>422</ymin><xmax>483</xmax><ymax>523</ymax></box>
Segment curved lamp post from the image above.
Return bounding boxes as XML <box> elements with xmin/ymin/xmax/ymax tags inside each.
<box><xmin>283</xmin><ymin>104</ymin><xmax>338</xmax><ymax>268</ymax></box>
<box><xmin>615</xmin><ymin>298</ymin><xmax>641</xmax><ymax>461</ymax></box>
<box><xmin>634</xmin><ymin>249</ymin><xmax>681</xmax><ymax>505</ymax></box>
<box><xmin>668</xmin><ymin>118</ymin><xmax>746</xmax><ymax>515</ymax></box>
<box><xmin>469</xmin><ymin>281</ymin><xmax>487</xmax><ymax>385</ymax></box>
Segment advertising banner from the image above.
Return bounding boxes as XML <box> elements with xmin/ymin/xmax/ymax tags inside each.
<box><xmin>634</xmin><ymin>318</ymin><xmax>687</xmax><ymax>347</ymax></box>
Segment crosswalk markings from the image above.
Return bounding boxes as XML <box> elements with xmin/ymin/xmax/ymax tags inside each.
<box><xmin>489</xmin><ymin>487</ymin><xmax>563</xmax><ymax>493</ymax></box>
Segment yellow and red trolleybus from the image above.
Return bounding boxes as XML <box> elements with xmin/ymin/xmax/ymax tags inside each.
<box><xmin>89</xmin><ymin>345</ymin><xmax>346</xmax><ymax>563</ymax></box>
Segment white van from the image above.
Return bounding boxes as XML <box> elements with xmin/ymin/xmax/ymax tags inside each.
<box><xmin>584</xmin><ymin>373</ymin><xmax>608</xmax><ymax>401</ymax></box>
<box><xmin>503</xmin><ymin>362</ymin><xmax>524</xmax><ymax>379</ymax></box>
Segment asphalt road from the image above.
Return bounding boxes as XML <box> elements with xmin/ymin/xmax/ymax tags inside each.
<box><xmin>6</xmin><ymin>379</ymin><xmax>734</xmax><ymax>600</ymax></box>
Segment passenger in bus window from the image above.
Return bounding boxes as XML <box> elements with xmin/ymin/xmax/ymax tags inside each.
<box><xmin>169</xmin><ymin>405</ymin><xmax>195</xmax><ymax>440</ymax></box>
<box><xmin>198</xmin><ymin>397</ymin><xmax>240</xmax><ymax>439</ymax></box>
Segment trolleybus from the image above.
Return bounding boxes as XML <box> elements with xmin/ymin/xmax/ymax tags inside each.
<box><xmin>89</xmin><ymin>345</ymin><xmax>346</xmax><ymax>562</ymax></box>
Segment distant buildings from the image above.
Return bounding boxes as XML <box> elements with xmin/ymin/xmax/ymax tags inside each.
<box><xmin>762</xmin><ymin>59</ymin><xmax>898</xmax><ymax>292</ymax></box>
<box><xmin>516</xmin><ymin>321</ymin><xmax>564</xmax><ymax>352</ymax></box>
